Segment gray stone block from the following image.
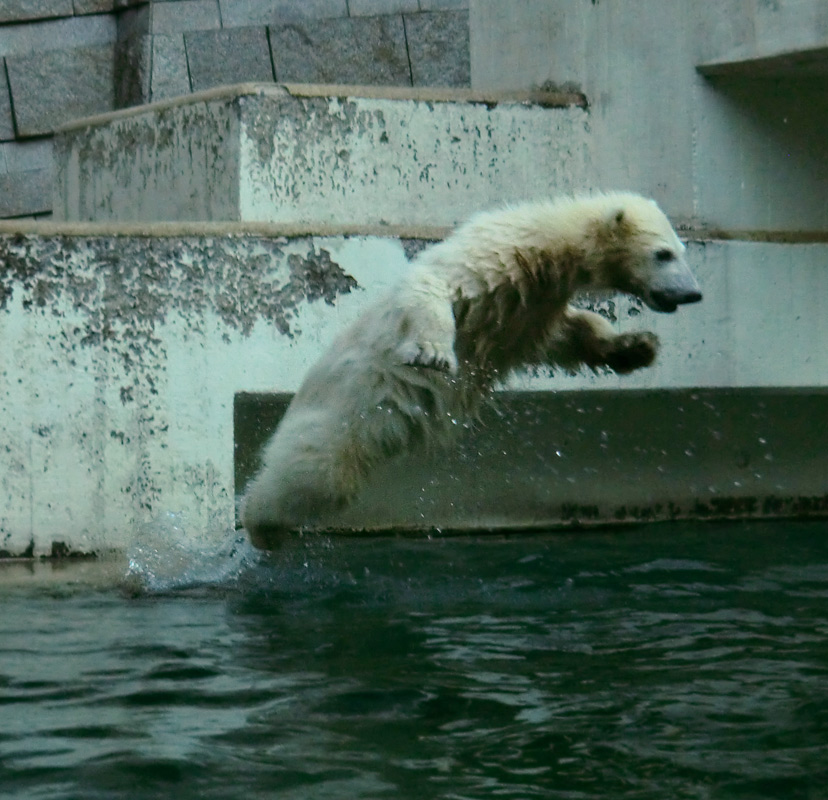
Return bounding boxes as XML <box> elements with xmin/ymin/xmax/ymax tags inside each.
<box><xmin>186</xmin><ymin>27</ymin><xmax>274</xmax><ymax>92</ymax></box>
<box><xmin>75</xmin><ymin>0</ymin><xmax>144</xmax><ymax>10</ymax></box>
<box><xmin>6</xmin><ymin>44</ymin><xmax>114</xmax><ymax>136</ymax></box>
<box><xmin>115</xmin><ymin>6</ymin><xmax>151</xmax><ymax>106</ymax></box>
<box><xmin>0</xmin><ymin>167</ymin><xmax>52</xmax><ymax>216</ymax></box>
<box><xmin>151</xmin><ymin>34</ymin><xmax>191</xmax><ymax>100</ymax></box>
<box><xmin>0</xmin><ymin>0</ymin><xmax>73</xmax><ymax>23</ymax></box>
<box><xmin>73</xmin><ymin>0</ymin><xmax>114</xmax><ymax>12</ymax></box>
<box><xmin>115</xmin><ymin>33</ymin><xmax>152</xmax><ymax>107</ymax></box>
<box><xmin>220</xmin><ymin>0</ymin><xmax>347</xmax><ymax>28</ymax></box>
<box><xmin>1</xmin><ymin>137</ymin><xmax>52</xmax><ymax>171</ymax></box>
<box><xmin>271</xmin><ymin>15</ymin><xmax>410</xmax><ymax>85</ymax></box>
<box><xmin>0</xmin><ymin>13</ymin><xmax>115</xmax><ymax>57</ymax></box>
<box><xmin>1</xmin><ymin>60</ymin><xmax>14</xmax><ymax>140</ymax></box>
<box><xmin>0</xmin><ymin>139</ymin><xmax>53</xmax><ymax>217</ymax></box>
<box><xmin>349</xmin><ymin>0</ymin><xmax>418</xmax><ymax>16</ymax></box>
<box><xmin>116</xmin><ymin>3</ymin><xmax>149</xmax><ymax>40</ymax></box>
<box><xmin>405</xmin><ymin>10</ymin><xmax>469</xmax><ymax>87</ymax></box>
<box><xmin>151</xmin><ymin>0</ymin><xmax>220</xmax><ymax>34</ymax></box>
<box><xmin>418</xmin><ymin>0</ymin><xmax>467</xmax><ymax>9</ymax></box>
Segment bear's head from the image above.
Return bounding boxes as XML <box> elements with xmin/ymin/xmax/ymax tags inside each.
<box><xmin>595</xmin><ymin>194</ymin><xmax>702</xmax><ymax>313</ymax></box>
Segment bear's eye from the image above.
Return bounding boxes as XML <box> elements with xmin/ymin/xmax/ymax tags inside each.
<box><xmin>655</xmin><ymin>249</ymin><xmax>675</xmax><ymax>263</ymax></box>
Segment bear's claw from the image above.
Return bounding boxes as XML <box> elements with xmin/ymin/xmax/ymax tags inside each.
<box><xmin>397</xmin><ymin>341</ymin><xmax>458</xmax><ymax>372</ymax></box>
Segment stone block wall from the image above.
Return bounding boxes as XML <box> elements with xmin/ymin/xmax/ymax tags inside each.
<box><xmin>0</xmin><ymin>0</ymin><xmax>469</xmax><ymax>218</ymax></box>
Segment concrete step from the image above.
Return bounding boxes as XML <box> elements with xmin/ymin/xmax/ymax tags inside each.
<box><xmin>1</xmin><ymin>222</ymin><xmax>826</xmax><ymax>556</ymax></box>
<box><xmin>697</xmin><ymin>0</ymin><xmax>828</xmax><ymax>78</ymax></box>
<box><xmin>236</xmin><ymin>387</ymin><xmax>828</xmax><ymax>544</ymax></box>
<box><xmin>53</xmin><ymin>83</ymin><xmax>587</xmax><ymax>227</ymax></box>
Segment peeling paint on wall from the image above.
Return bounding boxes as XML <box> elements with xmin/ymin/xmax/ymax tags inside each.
<box><xmin>0</xmin><ymin>235</ymin><xmax>358</xmax><ymax>342</ymax></box>
<box><xmin>0</xmin><ymin>230</ymin><xmax>372</xmax><ymax>557</ymax></box>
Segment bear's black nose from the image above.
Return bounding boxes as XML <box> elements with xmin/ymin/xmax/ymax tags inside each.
<box><xmin>680</xmin><ymin>289</ymin><xmax>703</xmax><ymax>305</ymax></box>
<box><xmin>651</xmin><ymin>288</ymin><xmax>703</xmax><ymax>310</ymax></box>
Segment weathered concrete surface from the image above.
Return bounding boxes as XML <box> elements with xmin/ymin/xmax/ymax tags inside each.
<box><xmin>0</xmin><ymin>225</ymin><xmax>826</xmax><ymax>556</ymax></box>
<box><xmin>470</xmin><ymin>0</ymin><xmax>828</xmax><ymax>234</ymax></box>
<box><xmin>55</xmin><ymin>93</ymin><xmax>243</xmax><ymax>222</ymax></box>
<box><xmin>53</xmin><ymin>83</ymin><xmax>589</xmax><ymax>226</ymax></box>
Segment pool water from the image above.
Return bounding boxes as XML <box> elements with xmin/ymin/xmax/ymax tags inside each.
<box><xmin>2</xmin><ymin>521</ymin><xmax>828</xmax><ymax>799</ymax></box>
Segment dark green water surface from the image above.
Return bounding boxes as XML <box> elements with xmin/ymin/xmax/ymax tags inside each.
<box><xmin>2</xmin><ymin>521</ymin><xmax>828</xmax><ymax>799</ymax></box>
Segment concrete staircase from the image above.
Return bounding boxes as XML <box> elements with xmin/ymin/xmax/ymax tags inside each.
<box><xmin>1</xmin><ymin>0</ymin><xmax>827</xmax><ymax>556</ymax></box>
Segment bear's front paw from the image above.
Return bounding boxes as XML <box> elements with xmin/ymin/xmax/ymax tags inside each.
<box><xmin>396</xmin><ymin>340</ymin><xmax>458</xmax><ymax>372</ymax></box>
<box><xmin>605</xmin><ymin>331</ymin><xmax>659</xmax><ymax>374</ymax></box>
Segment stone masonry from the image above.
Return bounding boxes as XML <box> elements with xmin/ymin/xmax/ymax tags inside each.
<box><xmin>0</xmin><ymin>0</ymin><xmax>470</xmax><ymax>219</ymax></box>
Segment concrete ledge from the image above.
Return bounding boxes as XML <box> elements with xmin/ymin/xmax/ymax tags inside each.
<box><xmin>0</xmin><ymin>219</ymin><xmax>452</xmax><ymax>241</ymax></box>
<box><xmin>5</xmin><ymin>220</ymin><xmax>828</xmax><ymax>245</ymax></box>
<box><xmin>698</xmin><ymin>46</ymin><xmax>828</xmax><ymax>78</ymax></box>
<box><xmin>236</xmin><ymin>388</ymin><xmax>828</xmax><ymax>542</ymax></box>
<box><xmin>54</xmin><ymin>81</ymin><xmax>587</xmax><ymax>132</ymax></box>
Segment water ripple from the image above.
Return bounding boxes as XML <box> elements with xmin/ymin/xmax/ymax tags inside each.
<box><xmin>1</xmin><ymin>521</ymin><xmax>827</xmax><ymax>798</ymax></box>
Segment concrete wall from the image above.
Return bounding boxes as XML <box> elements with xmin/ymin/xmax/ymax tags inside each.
<box><xmin>54</xmin><ymin>84</ymin><xmax>588</xmax><ymax>226</ymax></box>
<box><xmin>1</xmin><ymin>225</ymin><xmax>826</xmax><ymax>556</ymax></box>
<box><xmin>1</xmin><ymin>0</ymin><xmax>470</xmax><ymax>219</ymax></box>
<box><xmin>470</xmin><ymin>0</ymin><xmax>828</xmax><ymax>235</ymax></box>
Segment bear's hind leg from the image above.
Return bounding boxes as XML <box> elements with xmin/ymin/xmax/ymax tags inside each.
<box><xmin>545</xmin><ymin>307</ymin><xmax>659</xmax><ymax>375</ymax></box>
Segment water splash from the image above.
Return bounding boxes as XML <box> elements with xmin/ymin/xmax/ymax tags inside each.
<box><xmin>124</xmin><ymin>511</ymin><xmax>258</xmax><ymax>594</ymax></box>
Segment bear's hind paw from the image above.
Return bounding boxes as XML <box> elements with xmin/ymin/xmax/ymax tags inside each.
<box><xmin>396</xmin><ymin>341</ymin><xmax>458</xmax><ymax>372</ymax></box>
<box><xmin>604</xmin><ymin>331</ymin><xmax>659</xmax><ymax>374</ymax></box>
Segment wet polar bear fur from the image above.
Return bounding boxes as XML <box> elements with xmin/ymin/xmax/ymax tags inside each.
<box><xmin>242</xmin><ymin>192</ymin><xmax>702</xmax><ymax>543</ymax></box>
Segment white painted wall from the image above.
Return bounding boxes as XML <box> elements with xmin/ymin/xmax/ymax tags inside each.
<box><xmin>470</xmin><ymin>0</ymin><xmax>828</xmax><ymax>233</ymax></box>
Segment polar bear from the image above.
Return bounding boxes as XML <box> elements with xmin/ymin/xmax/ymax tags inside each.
<box><xmin>242</xmin><ymin>192</ymin><xmax>702</xmax><ymax>543</ymax></box>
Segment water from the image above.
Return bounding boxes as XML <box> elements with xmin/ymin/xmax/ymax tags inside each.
<box><xmin>2</xmin><ymin>521</ymin><xmax>828</xmax><ymax>799</ymax></box>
